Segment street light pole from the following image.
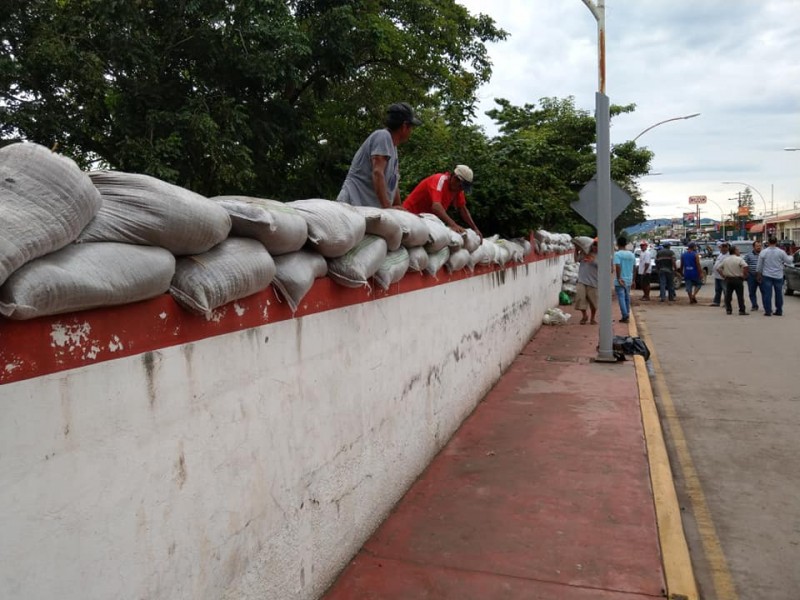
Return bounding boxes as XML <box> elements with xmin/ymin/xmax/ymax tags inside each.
<box><xmin>580</xmin><ymin>0</ymin><xmax>615</xmax><ymax>363</ymax></box>
<box><xmin>632</xmin><ymin>113</ymin><xmax>701</xmax><ymax>142</ymax></box>
<box><xmin>721</xmin><ymin>181</ymin><xmax>768</xmax><ymax>218</ymax></box>
<box><xmin>706</xmin><ymin>198</ymin><xmax>726</xmax><ymax>239</ymax></box>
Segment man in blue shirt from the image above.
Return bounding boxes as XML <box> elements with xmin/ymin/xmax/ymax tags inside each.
<box><xmin>613</xmin><ymin>236</ymin><xmax>636</xmax><ymax>323</ymax></box>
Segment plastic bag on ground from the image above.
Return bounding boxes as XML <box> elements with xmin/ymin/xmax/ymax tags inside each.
<box><xmin>0</xmin><ymin>243</ymin><xmax>175</xmax><ymax>320</ymax></box>
<box><xmin>272</xmin><ymin>250</ymin><xmax>328</xmax><ymax>313</ymax></box>
<box><xmin>351</xmin><ymin>206</ymin><xmax>403</xmax><ymax>251</ymax></box>
<box><xmin>374</xmin><ymin>247</ymin><xmax>410</xmax><ymax>290</ymax></box>
<box><xmin>542</xmin><ymin>307</ymin><xmax>571</xmax><ymax>325</ymax></box>
<box><xmin>288</xmin><ymin>199</ymin><xmax>366</xmax><ymax>258</ymax></box>
<box><xmin>407</xmin><ymin>246</ymin><xmax>429</xmax><ymax>272</ymax></box>
<box><xmin>420</xmin><ymin>213</ymin><xmax>451</xmax><ymax>253</ymax></box>
<box><xmin>425</xmin><ymin>246</ymin><xmax>450</xmax><ymax>277</ymax></box>
<box><xmin>446</xmin><ymin>248</ymin><xmax>470</xmax><ymax>272</ymax></box>
<box><xmin>169</xmin><ymin>238</ymin><xmax>276</xmax><ymax>315</ymax></box>
<box><xmin>0</xmin><ymin>142</ymin><xmax>102</xmax><ymax>287</ymax></box>
<box><xmin>327</xmin><ymin>235</ymin><xmax>387</xmax><ymax>288</ymax></box>
<box><xmin>212</xmin><ymin>196</ymin><xmax>308</xmax><ymax>256</ymax></box>
<box><xmin>78</xmin><ymin>171</ymin><xmax>231</xmax><ymax>255</ymax></box>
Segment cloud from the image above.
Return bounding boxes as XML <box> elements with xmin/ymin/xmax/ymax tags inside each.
<box><xmin>460</xmin><ymin>0</ymin><xmax>800</xmax><ymax>220</ymax></box>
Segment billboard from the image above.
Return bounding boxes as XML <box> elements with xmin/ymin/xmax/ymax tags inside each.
<box><xmin>689</xmin><ymin>195</ymin><xmax>707</xmax><ymax>204</ymax></box>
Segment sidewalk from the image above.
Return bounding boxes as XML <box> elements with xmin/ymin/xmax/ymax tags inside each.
<box><xmin>323</xmin><ymin>305</ymin><xmax>694</xmax><ymax>599</ymax></box>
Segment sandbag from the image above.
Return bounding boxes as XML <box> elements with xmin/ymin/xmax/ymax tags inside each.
<box><xmin>420</xmin><ymin>213</ymin><xmax>451</xmax><ymax>253</ymax></box>
<box><xmin>374</xmin><ymin>247</ymin><xmax>410</xmax><ymax>290</ymax></box>
<box><xmin>272</xmin><ymin>251</ymin><xmax>328</xmax><ymax>313</ymax></box>
<box><xmin>389</xmin><ymin>210</ymin><xmax>430</xmax><ymax>248</ymax></box>
<box><xmin>0</xmin><ymin>243</ymin><xmax>175</xmax><ymax>320</ymax></box>
<box><xmin>212</xmin><ymin>196</ymin><xmax>308</xmax><ymax>255</ymax></box>
<box><xmin>425</xmin><ymin>246</ymin><xmax>450</xmax><ymax>277</ymax></box>
<box><xmin>572</xmin><ymin>236</ymin><xmax>595</xmax><ymax>254</ymax></box>
<box><xmin>463</xmin><ymin>229</ymin><xmax>481</xmax><ymax>253</ymax></box>
<box><xmin>352</xmin><ymin>206</ymin><xmax>403</xmax><ymax>251</ymax></box>
<box><xmin>169</xmin><ymin>238</ymin><xmax>276</xmax><ymax>315</ymax></box>
<box><xmin>498</xmin><ymin>239</ymin><xmax>525</xmax><ymax>263</ymax></box>
<box><xmin>446</xmin><ymin>248</ymin><xmax>470</xmax><ymax>272</ymax></box>
<box><xmin>0</xmin><ymin>142</ymin><xmax>102</xmax><ymax>287</ymax></box>
<box><xmin>494</xmin><ymin>242</ymin><xmax>511</xmax><ymax>266</ymax></box>
<box><xmin>79</xmin><ymin>171</ymin><xmax>231</xmax><ymax>255</ymax></box>
<box><xmin>327</xmin><ymin>235</ymin><xmax>387</xmax><ymax>288</ymax></box>
<box><xmin>407</xmin><ymin>246</ymin><xmax>429</xmax><ymax>272</ymax></box>
<box><xmin>469</xmin><ymin>242</ymin><xmax>494</xmax><ymax>269</ymax></box>
<box><xmin>288</xmin><ymin>199</ymin><xmax>366</xmax><ymax>258</ymax></box>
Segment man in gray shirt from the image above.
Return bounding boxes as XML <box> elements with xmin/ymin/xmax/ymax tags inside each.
<box><xmin>337</xmin><ymin>102</ymin><xmax>421</xmax><ymax>209</ymax></box>
<box><xmin>756</xmin><ymin>237</ymin><xmax>794</xmax><ymax>316</ymax></box>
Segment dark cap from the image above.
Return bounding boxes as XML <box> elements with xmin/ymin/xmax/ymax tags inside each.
<box><xmin>688</xmin><ymin>242</ymin><xmax>697</xmax><ymax>248</ymax></box>
<box><xmin>387</xmin><ymin>102</ymin><xmax>422</xmax><ymax>126</ymax></box>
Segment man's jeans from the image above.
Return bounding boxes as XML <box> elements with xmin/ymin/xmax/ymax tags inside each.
<box><xmin>712</xmin><ymin>277</ymin><xmax>727</xmax><ymax>305</ymax></box>
<box><xmin>658</xmin><ymin>270</ymin><xmax>675</xmax><ymax>300</ymax></box>
<box><xmin>615</xmin><ymin>282</ymin><xmax>631</xmax><ymax>320</ymax></box>
<box><xmin>747</xmin><ymin>273</ymin><xmax>763</xmax><ymax>309</ymax></box>
<box><xmin>761</xmin><ymin>275</ymin><xmax>784</xmax><ymax>315</ymax></box>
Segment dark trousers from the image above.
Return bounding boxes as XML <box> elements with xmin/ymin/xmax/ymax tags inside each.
<box><xmin>712</xmin><ymin>278</ymin><xmax>727</xmax><ymax>305</ymax></box>
<box><xmin>746</xmin><ymin>273</ymin><xmax>763</xmax><ymax>309</ymax></box>
<box><xmin>724</xmin><ymin>277</ymin><xmax>746</xmax><ymax>313</ymax></box>
<box><xmin>658</xmin><ymin>270</ymin><xmax>675</xmax><ymax>300</ymax></box>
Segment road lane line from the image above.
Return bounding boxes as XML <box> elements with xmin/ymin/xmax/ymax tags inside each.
<box><xmin>636</xmin><ymin>315</ymin><xmax>739</xmax><ymax>600</ymax></box>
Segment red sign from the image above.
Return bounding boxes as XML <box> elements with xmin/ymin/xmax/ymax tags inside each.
<box><xmin>689</xmin><ymin>195</ymin><xmax>707</xmax><ymax>204</ymax></box>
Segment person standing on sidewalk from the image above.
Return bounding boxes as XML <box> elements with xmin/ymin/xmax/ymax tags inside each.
<box><xmin>710</xmin><ymin>241</ymin><xmax>729</xmax><ymax>306</ymax></box>
<box><xmin>681</xmin><ymin>242</ymin><xmax>704</xmax><ymax>304</ymax></box>
<box><xmin>743</xmin><ymin>241</ymin><xmax>763</xmax><ymax>311</ymax></box>
<box><xmin>613</xmin><ymin>236</ymin><xmax>636</xmax><ymax>323</ymax></box>
<box><xmin>655</xmin><ymin>243</ymin><xmax>677</xmax><ymax>302</ymax></box>
<box><xmin>636</xmin><ymin>241</ymin><xmax>652</xmax><ymax>300</ymax></box>
<box><xmin>717</xmin><ymin>245</ymin><xmax>749</xmax><ymax>315</ymax></box>
<box><xmin>757</xmin><ymin>237</ymin><xmax>794</xmax><ymax>316</ymax></box>
<box><xmin>575</xmin><ymin>240</ymin><xmax>599</xmax><ymax>324</ymax></box>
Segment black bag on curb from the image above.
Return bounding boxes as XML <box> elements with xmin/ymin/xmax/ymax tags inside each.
<box><xmin>612</xmin><ymin>335</ymin><xmax>651</xmax><ymax>361</ymax></box>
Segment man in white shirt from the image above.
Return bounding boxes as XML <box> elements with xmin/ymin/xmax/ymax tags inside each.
<box><xmin>636</xmin><ymin>241</ymin><xmax>652</xmax><ymax>300</ymax></box>
<box><xmin>756</xmin><ymin>237</ymin><xmax>794</xmax><ymax>316</ymax></box>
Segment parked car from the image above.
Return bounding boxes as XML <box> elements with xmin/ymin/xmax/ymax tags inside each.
<box><xmin>634</xmin><ymin>245</ymin><xmax>711</xmax><ymax>289</ymax></box>
<box><xmin>784</xmin><ymin>250</ymin><xmax>800</xmax><ymax>296</ymax></box>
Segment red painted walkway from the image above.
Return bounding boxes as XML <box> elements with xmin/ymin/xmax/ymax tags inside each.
<box><xmin>323</xmin><ymin>308</ymin><xmax>666</xmax><ymax>599</ymax></box>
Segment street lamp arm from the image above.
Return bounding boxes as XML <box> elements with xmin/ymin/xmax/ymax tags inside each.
<box><xmin>632</xmin><ymin>113</ymin><xmax>701</xmax><ymax>142</ymax></box>
<box><xmin>580</xmin><ymin>0</ymin><xmax>602</xmax><ymax>20</ymax></box>
<box><xmin>721</xmin><ymin>181</ymin><xmax>767</xmax><ymax>216</ymax></box>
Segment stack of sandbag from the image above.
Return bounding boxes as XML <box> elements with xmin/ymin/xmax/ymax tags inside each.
<box><xmin>212</xmin><ymin>196</ymin><xmax>308</xmax><ymax>255</ymax></box>
<box><xmin>535</xmin><ymin>230</ymin><xmax>573</xmax><ymax>254</ymax></box>
<box><xmin>561</xmin><ymin>252</ymin><xmax>579</xmax><ymax>297</ymax></box>
<box><xmin>0</xmin><ymin>142</ymin><xmax>102</xmax><ymax>287</ymax></box>
<box><xmin>79</xmin><ymin>171</ymin><xmax>231</xmax><ymax>254</ymax></box>
<box><xmin>272</xmin><ymin>251</ymin><xmax>328</xmax><ymax>313</ymax></box>
<box><xmin>327</xmin><ymin>235</ymin><xmax>387</xmax><ymax>288</ymax></box>
<box><xmin>388</xmin><ymin>209</ymin><xmax>430</xmax><ymax>248</ymax></box>
<box><xmin>287</xmin><ymin>199</ymin><xmax>366</xmax><ymax>258</ymax></box>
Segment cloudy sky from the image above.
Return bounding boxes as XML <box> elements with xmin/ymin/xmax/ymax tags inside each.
<box><xmin>457</xmin><ymin>0</ymin><xmax>800</xmax><ymax>221</ymax></box>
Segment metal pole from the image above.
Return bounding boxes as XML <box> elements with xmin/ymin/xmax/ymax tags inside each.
<box><xmin>632</xmin><ymin>113</ymin><xmax>701</xmax><ymax>143</ymax></box>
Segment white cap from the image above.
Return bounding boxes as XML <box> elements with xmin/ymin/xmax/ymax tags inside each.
<box><xmin>453</xmin><ymin>165</ymin><xmax>473</xmax><ymax>192</ymax></box>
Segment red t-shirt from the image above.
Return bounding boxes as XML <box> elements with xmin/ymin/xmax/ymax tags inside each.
<box><xmin>402</xmin><ymin>172</ymin><xmax>466</xmax><ymax>214</ymax></box>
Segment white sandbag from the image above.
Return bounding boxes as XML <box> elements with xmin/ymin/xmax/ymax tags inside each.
<box><xmin>494</xmin><ymin>242</ymin><xmax>511</xmax><ymax>266</ymax></box>
<box><xmin>425</xmin><ymin>246</ymin><xmax>450</xmax><ymax>277</ymax></box>
<box><xmin>475</xmin><ymin>239</ymin><xmax>497</xmax><ymax>265</ymax></box>
<box><xmin>543</xmin><ymin>307</ymin><xmax>571</xmax><ymax>325</ymax></box>
<box><xmin>407</xmin><ymin>246</ymin><xmax>429</xmax><ymax>272</ymax></box>
<box><xmin>288</xmin><ymin>199</ymin><xmax>366</xmax><ymax>258</ymax></box>
<box><xmin>169</xmin><ymin>238</ymin><xmax>276</xmax><ymax>315</ymax></box>
<box><xmin>0</xmin><ymin>243</ymin><xmax>174</xmax><ymax>320</ymax></box>
<box><xmin>212</xmin><ymin>196</ymin><xmax>308</xmax><ymax>256</ymax></box>
<box><xmin>79</xmin><ymin>171</ymin><xmax>231</xmax><ymax>255</ymax></box>
<box><xmin>498</xmin><ymin>239</ymin><xmax>525</xmax><ymax>263</ymax></box>
<box><xmin>0</xmin><ymin>142</ymin><xmax>102</xmax><ymax>287</ymax></box>
<box><xmin>272</xmin><ymin>250</ymin><xmax>328</xmax><ymax>313</ymax></box>
<box><xmin>351</xmin><ymin>206</ymin><xmax>403</xmax><ymax>251</ymax></box>
<box><xmin>447</xmin><ymin>228</ymin><xmax>464</xmax><ymax>249</ymax></box>
<box><xmin>420</xmin><ymin>213</ymin><xmax>451</xmax><ymax>253</ymax></box>
<box><xmin>572</xmin><ymin>236</ymin><xmax>594</xmax><ymax>254</ymax></box>
<box><xmin>446</xmin><ymin>248</ymin><xmax>470</xmax><ymax>273</ymax></box>
<box><xmin>467</xmin><ymin>244</ymin><xmax>490</xmax><ymax>270</ymax></box>
<box><xmin>374</xmin><ymin>247</ymin><xmax>410</xmax><ymax>290</ymax></box>
<box><xmin>327</xmin><ymin>235</ymin><xmax>387</xmax><ymax>288</ymax></box>
<box><xmin>463</xmin><ymin>229</ymin><xmax>481</xmax><ymax>253</ymax></box>
<box><xmin>389</xmin><ymin>210</ymin><xmax>430</xmax><ymax>248</ymax></box>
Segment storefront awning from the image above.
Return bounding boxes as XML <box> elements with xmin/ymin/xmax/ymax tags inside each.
<box><xmin>749</xmin><ymin>224</ymin><xmax>765</xmax><ymax>233</ymax></box>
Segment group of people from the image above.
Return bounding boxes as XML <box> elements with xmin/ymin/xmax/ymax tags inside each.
<box><xmin>573</xmin><ymin>236</ymin><xmax>793</xmax><ymax>325</ymax></box>
<box><xmin>336</xmin><ymin>102</ymin><xmax>482</xmax><ymax>238</ymax></box>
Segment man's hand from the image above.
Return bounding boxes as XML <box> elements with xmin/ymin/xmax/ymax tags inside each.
<box><xmin>388</xmin><ymin>205</ymin><xmax>408</xmax><ymax>211</ymax></box>
<box><xmin>449</xmin><ymin>224</ymin><xmax>465</xmax><ymax>234</ymax></box>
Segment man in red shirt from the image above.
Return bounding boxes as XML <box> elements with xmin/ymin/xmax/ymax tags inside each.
<box><xmin>402</xmin><ymin>165</ymin><xmax>482</xmax><ymax>239</ymax></box>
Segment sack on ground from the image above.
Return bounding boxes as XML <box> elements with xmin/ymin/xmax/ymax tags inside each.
<box><xmin>327</xmin><ymin>235</ymin><xmax>387</xmax><ymax>288</ymax></box>
<box><xmin>352</xmin><ymin>206</ymin><xmax>403</xmax><ymax>251</ymax></box>
<box><xmin>0</xmin><ymin>243</ymin><xmax>174</xmax><ymax>320</ymax></box>
<box><xmin>612</xmin><ymin>336</ymin><xmax>651</xmax><ymax>361</ymax></box>
<box><xmin>79</xmin><ymin>171</ymin><xmax>231</xmax><ymax>255</ymax></box>
<box><xmin>420</xmin><ymin>213</ymin><xmax>451</xmax><ymax>253</ymax></box>
<box><xmin>374</xmin><ymin>247</ymin><xmax>410</xmax><ymax>290</ymax></box>
<box><xmin>542</xmin><ymin>307</ymin><xmax>571</xmax><ymax>325</ymax></box>
<box><xmin>446</xmin><ymin>248</ymin><xmax>470</xmax><ymax>272</ymax></box>
<box><xmin>288</xmin><ymin>199</ymin><xmax>366</xmax><ymax>258</ymax></box>
<box><xmin>407</xmin><ymin>246</ymin><xmax>429</xmax><ymax>272</ymax></box>
<box><xmin>272</xmin><ymin>250</ymin><xmax>328</xmax><ymax>312</ymax></box>
<box><xmin>169</xmin><ymin>238</ymin><xmax>276</xmax><ymax>315</ymax></box>
<box><xmin>425</xmin><ymin>246</ymin><xmax>450</xmax><ymax>277</ymax></box>
<box><xmin>0</xmin><ymin>142</ymin><xmax>102</xmax><ymax>287</ymax></box>
<box><xmin>212</xmin><ymin>196</ymin><xmax>308</xmax><ymax>255</ymax></box>
<box><xmin>389</xmin><ymin>210</ymin><xmax>430</xmax><ymax>248</ymax></box>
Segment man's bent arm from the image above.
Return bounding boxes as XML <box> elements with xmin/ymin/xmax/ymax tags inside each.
<box><xmin>370</xmin><ymin>155</ymin><xmax>392</xmax><ymax>208</ymax></box>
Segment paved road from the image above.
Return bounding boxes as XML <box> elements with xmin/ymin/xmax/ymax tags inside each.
<box><xmin>633</xmin><ymin>283</ymin><xmax>800</xmax><ymax>600</ymax></box>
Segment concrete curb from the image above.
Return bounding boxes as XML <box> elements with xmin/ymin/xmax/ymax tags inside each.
<box><xmin>628</xmin><ymin>311</ymin><xmax>699</xmax><ymax>600</ymax></box>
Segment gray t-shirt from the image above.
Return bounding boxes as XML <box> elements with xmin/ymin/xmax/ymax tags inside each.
<box><xmin>577</xmin><ymin>257</ymin><xmax>599</xmax><ymax>287</ymax></box>
<box><xmin>337</xmin><ymin>129</ymin><xmax>398</xmax><ymax>208</ymax></box>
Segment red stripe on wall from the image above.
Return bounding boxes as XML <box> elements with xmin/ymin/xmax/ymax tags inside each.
<box><xmin>0</xmin><ymin>248</ymin><xmax>561</xmax><ymax>385</ymax></box>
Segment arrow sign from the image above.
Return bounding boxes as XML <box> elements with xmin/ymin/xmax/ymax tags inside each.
<box><xmin>571</xmin><ymin>176</ymin><xmax>633</xmax><ymax>227</ymax></box>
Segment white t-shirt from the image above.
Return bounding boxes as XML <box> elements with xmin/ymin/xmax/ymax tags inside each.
<box><xmin>637</xmin><ymin>250</ymin><xmax>652</xmax><ymax>274</ymax></box>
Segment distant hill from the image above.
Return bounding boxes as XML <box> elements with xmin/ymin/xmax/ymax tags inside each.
<box><xmin>622</xmin><ymin>217</ymin><xmax>718</xmax><ymax>236</ymax></box>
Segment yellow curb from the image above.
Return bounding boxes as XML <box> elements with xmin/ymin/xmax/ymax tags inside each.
<box><xmin>628</xmin><ymin>312</ymin><xmax>700</xmax><ymax>600</ymax></box>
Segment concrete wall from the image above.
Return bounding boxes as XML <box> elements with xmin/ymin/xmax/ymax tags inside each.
<box><xmin>0</xmin><ymin>254</ymin><xmax>566</xmax><ymax>600</ymax></box>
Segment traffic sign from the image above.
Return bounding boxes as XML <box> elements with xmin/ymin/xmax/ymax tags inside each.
<box><xmin>571</xmin><ymin>176</ymin><xmax>632</xmax><ymax>227</ymax></box>
<box><xmin>688</xmin><ymin>195</ymin><xmax>707</xmax><ymax>204</ymax></box>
